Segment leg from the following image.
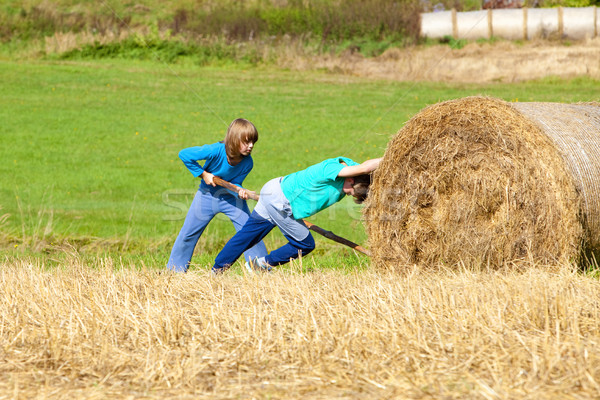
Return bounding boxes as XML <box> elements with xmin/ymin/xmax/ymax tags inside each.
<box><xmin>266</xmin><ymin>231</ymin><xmax>315</xmax><ymax>266</ymax></box>
<box><xmin>252</xmin><ymin>177</ymin><xmax>316</xmax><ymax>267</ymax></box>
<box><xmin>213</xmin><ymin>211</ymin><xmax>275</xmax><ymax>271</ymax></box>
<box><xmin>220</xmin><ymin>197</ymin><xmax>268</xmax><ymax>264</ymax></box>
<box><xmin>167</xmin><ymin>191</ymin><xmax>216</xmax><ymax>272</ymax></box>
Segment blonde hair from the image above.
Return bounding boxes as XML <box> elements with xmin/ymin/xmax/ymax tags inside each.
<box><xmin>224</xmin><ymin>118</ymin><xmax>259</xmax><ymax>160</ymax></box>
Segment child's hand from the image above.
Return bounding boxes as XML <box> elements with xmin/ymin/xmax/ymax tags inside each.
<box><xmin>238</xmin><ymin>188</ymin><xmax>249</xmax><ymax>200</ymax></box>
<box><xmin>201</xmin><ymin>171</ymin><xmax>216</xmax><ymax>186</ymax></box>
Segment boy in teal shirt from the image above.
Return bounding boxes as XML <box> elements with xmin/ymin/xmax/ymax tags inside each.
<box><xmin>212</xmin><ymin>156</ymin><xmax>381</xmax><ymax>272</ymax></box>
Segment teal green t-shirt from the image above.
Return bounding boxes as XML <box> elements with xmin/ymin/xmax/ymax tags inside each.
<box><xmin>281</xmin><ymin>157</ymin><xmax>359</xmax><ymax>219</ymax></box>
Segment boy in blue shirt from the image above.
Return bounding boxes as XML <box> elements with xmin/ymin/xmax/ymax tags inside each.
<box><xmin>212</xmin><ymin>156</ymin><xmax>382</xmax><ymax>272</ymax></box>
<box><xmin>167</xmin><ymin>118</ymin><xmax>268</xmax><ymax>273</ymax></box>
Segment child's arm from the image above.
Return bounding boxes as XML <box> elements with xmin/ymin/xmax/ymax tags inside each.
<box><xmin>178</xmin><ymin>144</ymin><xmax>219</xmax><ymax>178</ymax></box>
<box><xmin>337</xmin><ymin>157</ymin><xmax>382</xmax><ymax>177</ymax></box>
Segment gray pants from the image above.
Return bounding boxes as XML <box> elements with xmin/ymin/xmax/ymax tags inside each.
<box><xmin>253</xmin><ymin>178</ymin><xmax>310</xmax><ymax>241</ymax></box>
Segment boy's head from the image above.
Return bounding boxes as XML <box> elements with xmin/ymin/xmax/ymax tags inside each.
<box><xmin>225</xmin><ymin>118</ymin><xmax>259</xmax><ymax>160</ymax></box>
<box><xmin>342</xmin><ymin>174</ymin><xmax>372</xmax><ymax>204</ymax></box>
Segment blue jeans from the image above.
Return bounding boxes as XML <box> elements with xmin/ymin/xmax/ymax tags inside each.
<box><xmin>213</xmin><ymin>210</ymin><xmax>315</xmax><ymax>271</ymax></box>
<box><xmin>167</xmin><ymin>190</ymin><xmax>268</xmax><ymax>272</ymax></box>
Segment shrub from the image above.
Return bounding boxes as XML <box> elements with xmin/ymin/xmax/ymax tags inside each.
<box><xmin>164</xmin><ymin>0</ymin><xmax>420</xmax><ymax>43</ymax></box>
<box><xmin>3</xmin><ymin>0</ymin><xmax>422</xmax><ymax>55</ymax></box>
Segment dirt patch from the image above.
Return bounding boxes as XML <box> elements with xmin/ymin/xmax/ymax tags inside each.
<box><xmin>284</xmin><ymin>39</ymin><xmax>600</xmax><ymax>83</ymax></box>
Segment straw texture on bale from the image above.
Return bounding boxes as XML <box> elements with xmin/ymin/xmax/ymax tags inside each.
<box><xmin>364</xmin><ymin>97</ymin><xmax>600</xmax><ymax>269</ymax></box>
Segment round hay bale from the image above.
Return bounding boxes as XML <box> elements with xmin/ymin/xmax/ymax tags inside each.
<box><xmin>364</xmin><ymin>96</ymin><xmax>600</xmax><ymax>269</ymax></box>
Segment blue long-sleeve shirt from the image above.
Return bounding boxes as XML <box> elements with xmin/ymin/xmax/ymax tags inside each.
<box><xmin>179</xmin><ymin>142</ymin><xmax>253</xmax><ymax>198</ymax></box>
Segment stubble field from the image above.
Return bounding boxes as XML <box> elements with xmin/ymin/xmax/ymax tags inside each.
<box><xmin>3</xmin><ymin>258</ymin><xmax>600</xmax><ymax>399</ymax></box>
<box><xmin>2</xmin><ymin>42</ymin><xmax>600</xmax><ymax>398</ymax></box>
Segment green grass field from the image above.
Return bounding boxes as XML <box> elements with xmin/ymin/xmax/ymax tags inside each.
<box><xmin>2</xmin><ymin>58</ymin><xmax>599</xmax><ymax>269</ymax></box>
<box><xmin>4</xmin><ymin>41</ymin><xmax>600</xmax><ymax>399</ymax></box>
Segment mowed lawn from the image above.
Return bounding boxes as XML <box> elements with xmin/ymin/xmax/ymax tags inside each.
<box><xmin>1</xmin><ymin>59</ymin><xmax>598</xmax><ymax>265</ymax></box>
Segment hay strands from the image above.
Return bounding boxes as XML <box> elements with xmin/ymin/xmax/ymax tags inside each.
<box><xmin>213</xmin><ymin>176</ymin><xmax>371</xmax><ymax>256</ymax></box>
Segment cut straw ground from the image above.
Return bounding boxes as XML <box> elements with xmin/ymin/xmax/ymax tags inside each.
<box><xmin>1</xmin><ymin>258</ymin><xmax>600</xmax><ymax>398</ymax></box>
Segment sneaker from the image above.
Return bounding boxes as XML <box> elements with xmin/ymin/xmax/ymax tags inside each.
<box><xmin>211</xmin><ymin>265</ymin><xmax>230</xmax><ymax>275</ymax></box>
<box><xmin>244</xmin><ymin>261</ymin><xmax>253</xmax><ymax>273</ymax></box>
<box><xmin>246</xmin><ymin>257</ymin><xmax>272</xmax><ymax>273</ymax></box>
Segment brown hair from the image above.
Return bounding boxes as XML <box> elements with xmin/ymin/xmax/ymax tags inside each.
<box><xmin>352</xmin><ymin>174</ymin><xmax>372</xmax><ymax>204</ymax></box>
<box><xmin>224</xmin><ymin>118</ymin><xmax>259</xmax><ymax>161</ymax></box>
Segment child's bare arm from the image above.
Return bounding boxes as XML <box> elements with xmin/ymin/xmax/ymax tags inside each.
<box><xmin>337</xmin><ymin>157</ymin><xmax>382</xmax><ymax>177</ymax></box>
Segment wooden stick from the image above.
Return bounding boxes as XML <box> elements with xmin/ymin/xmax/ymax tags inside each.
<box><xmin>213</xmin><ymin>176</ymin><xmax>260</xmax><ymax>201</ymax></box>
<box><xmin>301</xmin><ymin>220</ymin><xmax>371</xmax><ymax>256</ymax></box>
<box><xmin>212</xmin><ymin>176</ymin><xmax>371</xmax><ymax>256</ymax></box>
